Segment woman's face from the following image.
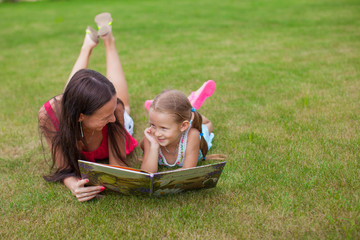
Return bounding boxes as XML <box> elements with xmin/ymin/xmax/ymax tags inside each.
<box><xmin>80</xmin><ymin>95</ymin><xmax>117</xmax><ymax>131</ymax></box>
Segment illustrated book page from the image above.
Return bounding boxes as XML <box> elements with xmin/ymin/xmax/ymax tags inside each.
<box><xmin>78</xmin><ymin>160</ymin><xmax>226</xmax><ymax>196</ymax></box>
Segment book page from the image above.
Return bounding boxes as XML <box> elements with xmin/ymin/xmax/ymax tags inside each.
<box><xmin>151</xmin><ymin>161</ymin><xmax>226</xmax><ymax>196</ymax></box>
<box><xmin>78</xmin><ymin>160</ymin><xmax>152</xmax><ymax>196</ymax></box>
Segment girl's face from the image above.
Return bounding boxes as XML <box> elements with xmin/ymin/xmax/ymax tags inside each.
<box><xmin>148</xmin><ymin>109</ymin><xmax>187</xmax><ymax>147</ymax></box>
<box><xmin>79</xmin><ymin>95</ymin><xmax>117</xmax><ymax>131</ymax></box>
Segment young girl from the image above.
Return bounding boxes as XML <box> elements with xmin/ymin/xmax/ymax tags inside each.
<box><xmin>141</xmin><ymin>89</ymin><xmax>215</xmax><ymax>173</ymax></box>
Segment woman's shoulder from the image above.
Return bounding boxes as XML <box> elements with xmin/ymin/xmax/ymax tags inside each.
<box><xmin>39</xmin><ymin>95</ymin><xmax>62</xmax><ymax>110</ymax></box>
<box><xmin>38</xmin><ymin>95</ymin><xmax>62</xmax><ymax>124</ymax></box>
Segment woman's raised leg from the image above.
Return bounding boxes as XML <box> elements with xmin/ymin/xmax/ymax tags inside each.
<box><xmin>65</xmin><ymin>27</ymin><xmax>99</xmax><ymax>90</ymax></box>
<box><xmin>101</xmin><ymin>32</ymin><xmax>130</xmax><ymax>114</ymax></box>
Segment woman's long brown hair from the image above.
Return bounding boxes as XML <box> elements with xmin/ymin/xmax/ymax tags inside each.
<box><xmin>40</xmin><ymin>69</ymin><xmax>130</xmax><ymax>181</ymax></box>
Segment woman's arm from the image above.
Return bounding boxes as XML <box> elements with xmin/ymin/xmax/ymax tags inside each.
<box><xmin>181</xmin><ymin>128</ymin><xmax>201</xmax><ymax>169</ymax></box>
<box><xmin>140</xmin><ymin>128</ymin><xmax>160</xmax><ymax>173</ymax></box>
<box><xmin>38</xmin><ymin>104</ymin><xmax>104</xmax><ymax>202</ymax></box>
<box><xmin>38</xmin><ymin>103</ymin><xmax>68</xmax><ymax>169</ymax></box>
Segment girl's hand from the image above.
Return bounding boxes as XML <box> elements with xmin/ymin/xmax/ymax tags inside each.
<box><xmin>141</xmin><ymin>128</ymin><xmax>161</xmax><ymax>173</ymax></box>
<box><xmin>144</xmin><ymin>127</ymin><xmax>160</xmax><ymax>148</ymax></box>
<box><xmin>65</xmin><ymin>177</ymin><xmax>105</xmax><ymax>202</ymax></box>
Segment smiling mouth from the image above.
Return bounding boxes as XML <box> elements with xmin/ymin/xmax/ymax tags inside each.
<box><xmin>157</xmin><ymin>138</ymin><xmax>167</xmax><ymax>144</ymax></box>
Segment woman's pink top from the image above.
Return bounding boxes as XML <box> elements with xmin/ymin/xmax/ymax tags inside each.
<box><xmin>44</xmin><ymin>101</ymin><xmax>137</xmax><ymax>162</ymax></box>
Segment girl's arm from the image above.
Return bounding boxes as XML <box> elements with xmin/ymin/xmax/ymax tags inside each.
<box><xmin>181</xmin><ymin>128</ymin><xmax>201</xmax><ymax>169</ymax></box>
<box><xmin>38</xmin><ymin>104</ymin><xmax>104</xmax><ymax>202</ymax></box>
<box><xmin>140</xmin><ymin>128</ymin><xmax>160</xmax><ymax>173</ymax></box>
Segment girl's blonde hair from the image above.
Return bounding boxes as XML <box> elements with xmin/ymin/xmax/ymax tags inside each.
<box><xmin>150</xmin><ymin>89</ymin><xmax>208</xmax><ymax>158</ymax></box>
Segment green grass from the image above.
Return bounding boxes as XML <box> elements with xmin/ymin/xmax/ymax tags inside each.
<box><xmin>1</xmin><ymin>0</ymin><xmax>359</xmax><ymax>238</ymax></box>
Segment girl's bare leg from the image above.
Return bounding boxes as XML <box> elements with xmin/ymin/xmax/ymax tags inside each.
<box><xmin>101</xmin><ymin>32</ymin><xmax>130</xmax><ymax>114</ymax></box>
<box><xmin>64</xmin><ymin>32</ymin><xmax>98</xmax><ymax>90</ymax></box>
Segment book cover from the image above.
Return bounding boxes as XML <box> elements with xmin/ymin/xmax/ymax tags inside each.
<box><xmin>78</xmin><ymin>160</ymin><xmax>226</xmax><ymax>196</ymax></box>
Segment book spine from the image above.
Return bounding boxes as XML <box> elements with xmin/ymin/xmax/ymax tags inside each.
<box><xmin>149</xmin><ymin>173</ymin><xmax>154</xmax><ymax>197</ymax></box>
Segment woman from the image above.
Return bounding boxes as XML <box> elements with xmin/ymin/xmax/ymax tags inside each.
<box><xmin>38</xmin><ymin>13</ymin><xmax>137</xmax><ymax>202</ymax></box>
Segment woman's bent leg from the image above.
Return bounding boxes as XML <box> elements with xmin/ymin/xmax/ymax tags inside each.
<box><xmin>65</xmin><ymin>29</ymin><xmax>98</xmax><ymax>90</ymax></box>
<box><xmin>102</xmin><ymin>32</ymin><xmax>130</xmax><ymax>114</ymax></box>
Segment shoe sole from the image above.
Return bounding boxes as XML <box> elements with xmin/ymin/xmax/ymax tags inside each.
<box><xmin>94</xmin><ymin>12</ymin><xmax>112</xmax><ymax>36</ymax></box>
<box><xmin>86</xmin><ymin>26</ymin><xmax>99</xmax><ymax>43</ymax></box>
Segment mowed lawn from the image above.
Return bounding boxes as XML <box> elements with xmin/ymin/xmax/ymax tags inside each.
<box><xmin>0</xmin><ymin>0</ymin><xmax>359</xmax><ymax>239</ymax></box>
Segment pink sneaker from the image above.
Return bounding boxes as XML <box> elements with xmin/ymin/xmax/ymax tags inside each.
<box><xmin>144</xmin><ymin>80</ymin><xmax>216</xmax><ymax>110</ymax></box>
<box><xmin>144</xmin><ymin>100</ymin><xmax>153</xmax><ymax>110</ymax></box>
<box><xmin>189</xmin><ymin>80</ymin><xmax>216</xmax><ymax>109</ymax></box>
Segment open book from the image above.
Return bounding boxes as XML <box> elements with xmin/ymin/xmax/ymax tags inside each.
<box><xmin>78</xmin><ymin>160</ymin><xmax>226</xmax><ymax>196</ymax></box>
